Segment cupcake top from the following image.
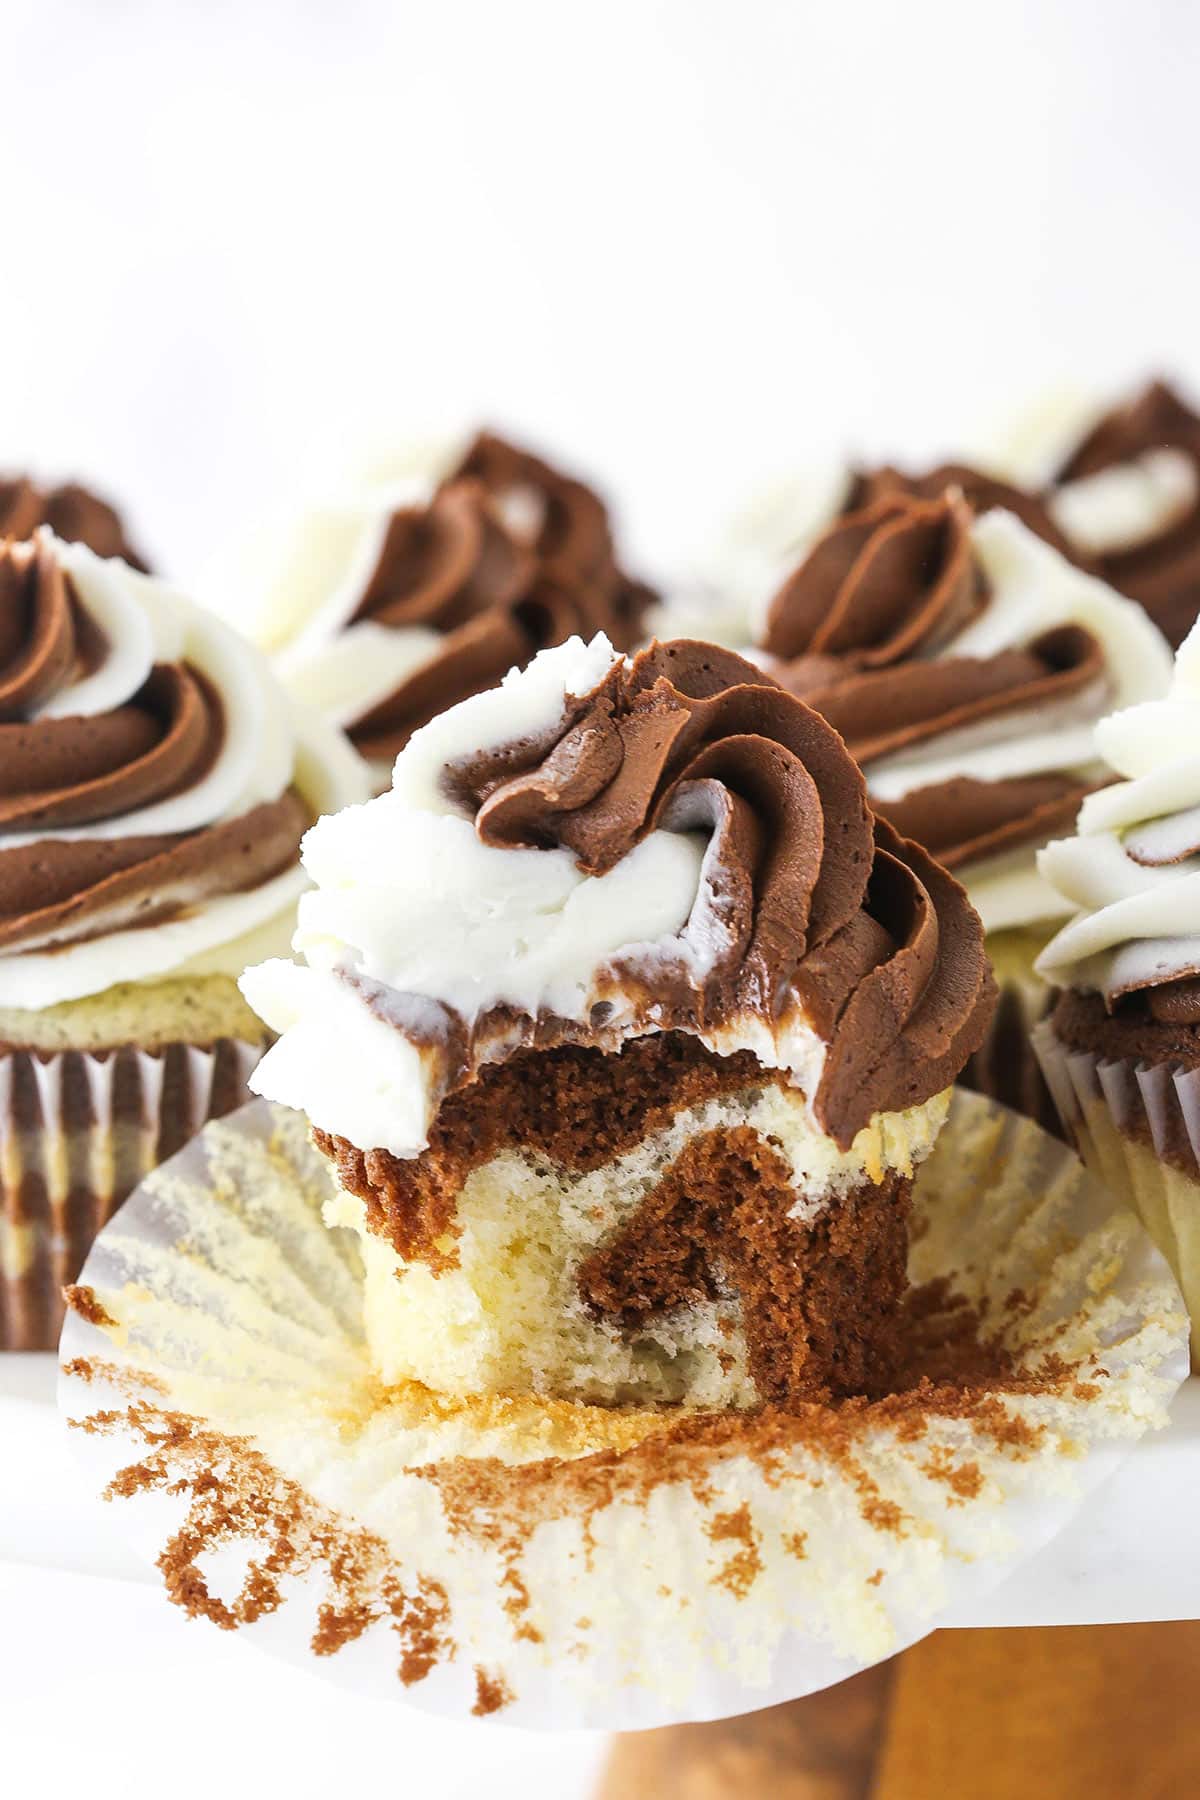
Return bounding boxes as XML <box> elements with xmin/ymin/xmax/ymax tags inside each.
<box><xmin>1036</xmin><ymin>618</ymin><xmax>1200</xmax><ymax>1022</ymax></box>
<box><xmin>0</xmin><ymin>529</ymin><xmax>366</xmax><ymax>1010</ymax></box>
<box><xmin>759</xmin><ymin>495</ymin><xmax>1173</xmax><ymax>934</ymax></box>
<box><xmin>1046</xmin><ymin>380</ymin><xmax>1200</xmax><ymax>649</ymax></box>
<box><xmin>256</xmin><ymin>431</ymin><xmax>652</xmax><ymax>776</ymax></box>
<box><xmin>701</xmin><ymin>456</ymin><xmax>1077</xmax><ymax>650</ymax></box>
<box><xmin>241</xmin><ymin>633</ymin><xmax>995</xmax><ymax>1157</ymax></box>
<box><xmin>0</xmin><ymin>474</ymin><xmax>147</xmax><ymax>569</ymax></box>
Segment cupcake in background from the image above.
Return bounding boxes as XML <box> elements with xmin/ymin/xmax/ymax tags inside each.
<box><xmin>754</xmin><ymin>488</ymin><xmax>1173</xmax><ymax>1126</ymax></box>
<box><xmin>680</xmin><ymin>451</ymin><xmax>1081</xmax><ymax>653</ymax></box>
<box><xmin>1043</xmin><ymin>379</ymin><xmax>1200</xmax><ymax>649</ymax></box>
<box><xmin>0</xmin><ymin>472</ymin><xmax>149</xmax><ymax>570</ymax></box>
<box><xmin>1034</xmin><ymin>618</ymin><xmax>1200</xmax><ymax>1365</ymax></box>
<box><xmin>245</xmin><ymin>429</ymin><xmax>654</xmax><ymax>788</ymax></box>
<box><xmin>0</xmin><ymin>529</ymin><xmax>366</xmax><ymax>1349</ymax></box>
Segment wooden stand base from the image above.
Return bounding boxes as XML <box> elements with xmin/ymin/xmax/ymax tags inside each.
<box><xmin>597</xmin><ymin>1625</ymin><xmax>1200</xmax><ymax>1798</ymax></box>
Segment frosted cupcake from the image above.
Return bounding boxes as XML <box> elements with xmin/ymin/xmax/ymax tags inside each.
<box><xmin>0</xmin><ymin>530</ymin><xmax>366</xmax><ymax>1348</ymax></box>
<box><xmin>241</xmin><ymin>634</ymin><xmax>994</xmax><ymax>1406</ymax></box>
<box><xmin>755</xmin><ymin>490</ymin><xmax>1173</xmax><ymax>1125</ymax></box>
<box><xmin>1035</xmin><ymin>619</ymin><xmax>1200</xmax><ymax>1363</ymax></box>
<box><xmin>694</xmin><ymin>455</ymin><xmax>1079</xmax><ymax>652</ymax></box>
<box><xmin>0</xmin><ymin>472</ymin><xmax>148</xmax><ymax>568</ymax></box>
<box><xmin>251</xmin><ymin>431</ymin><xmax>653</xmax><ymax>787</ymax></box>
<box><xmin>1043</xmin><ymin>379</ymin><xmax>1200</xmax><ymax>649</ymax></box>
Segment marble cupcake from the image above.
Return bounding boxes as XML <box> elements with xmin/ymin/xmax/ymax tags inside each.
<box><xmin>1043</xmin><ymin>379</ymin><xmax>1200</xmax><ymax>649</ymax></box>
<box><xmin>251</xmin><ymin>431</ymin><xmax>653</xmax><ymax>787</ymax></box>
<box><xmin>0</xmin><ymin>529</ymin><xmax>366</xmax><ymax>1348</ymax></box>
<box><xmin>242</xmin><ymin>633</ymin><xmax>994</xmax><ymax>1408</ymax></box>
<box><xmin>755</xmin><ymin>491</ymin><xmax>1173</xmax><ymax>1125</ymax></box>
<box><xmin>1035</xmin><ymin>620</ymin><xmax>1200</xmax><ymax>1364</ymax></box>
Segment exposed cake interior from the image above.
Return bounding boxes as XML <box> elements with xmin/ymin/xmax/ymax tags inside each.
<box><xmin>319</xmin><ymin>1032</ymin><xmax>949</xmax><ymax>1407</ymax></box>
<box><xmin>243</xmin><ymin>631</ymin><xmax>995</xmax><ymax>1412</ymax></box>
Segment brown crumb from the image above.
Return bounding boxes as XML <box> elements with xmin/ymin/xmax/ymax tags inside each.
<box><xmin>472</xmin><ymin>1667</ymin><xmax>514</xmax><ymax>1717</ymax></box>
<box><xmin>62</xmin><ymin>1285</ymin><xmax>117</xmax><ymax>1330</ymax></box>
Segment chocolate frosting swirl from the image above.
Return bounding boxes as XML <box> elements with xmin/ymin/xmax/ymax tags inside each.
<box><xmin>447</xmin><ymin>640</ymin><xmax>995</xmax><ymax>1146</ymax></box>
<box><xmin>0</xmin><ymin>475</ymin><xmax>147</xmax><ymax>570</ymax></box>
<box><xmin>1052</xmin><ymin>380</ymin><xmax>1200</xmax><ymax>648</ymax></box>
<box><xmin>846</xmin><ymin>461</ymin><xmax>1079</xmax><ymax>562</ymax></box>
<box><xmin>761</xmin><ymin>490</ymin><xmax>1111</xmax><ymax>873</ymax></box>
<box><xmin>0</xmin><ymin>535</ymin><xmax>308</xmax><ymax>960</ymax></box>
<box><xmin>346</xmin><ymin>471</ymin><xmax>649</xmax><ymax>764</ymax></box>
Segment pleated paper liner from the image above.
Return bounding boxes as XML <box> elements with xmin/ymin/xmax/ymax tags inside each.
<box><xmin>0</xmin><ymin>1037</ymin><xmax>266</xmax><ymax>1351</ymax></box>
<box><xmin>59</xmin><ymin>1091</ymin><xmax>1188</xmax><ymax>1730</ymax></box>
<box><xmin>1034</xmin><ymin>1019</ymin><xmax>1200</xmax><ymax>1371</ymax></box>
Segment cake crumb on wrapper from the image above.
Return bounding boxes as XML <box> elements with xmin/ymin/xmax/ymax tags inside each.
<box><xmin>58</xmin><ymin>1091</ymin><xmax>1188</xmax><ymax>1730</ymax></box>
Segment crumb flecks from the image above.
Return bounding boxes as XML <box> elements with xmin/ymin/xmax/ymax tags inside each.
<box><xmin>62</xmin><ymin>1284</ymin><xmax>117</xmax><ymax>1330</ymax></box>
<box><xmin>472</xmin><ymin>1667</ymin><xmax>514</xmax><ymax>1717</ymax></box>
<box><xmin>56</xmin><ymin>1091</ymin><xmax>1188</xmax><ymax>1716</ymax></box>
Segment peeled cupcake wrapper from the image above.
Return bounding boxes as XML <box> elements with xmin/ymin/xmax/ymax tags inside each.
<box><xmin>1033</xmin><ymin>1019</ymin><xmax>1200</xmax><ymax>1371</ymax></box>
<box><xmin>58</xmin><ymin>1090</ymin><xmax>1188</xmax><ymax>1731</ymax></box>
<box><xmin>0</xmin><ymin>1038</ymin><xmax>266</xmax><ymax>1351</ymax></box>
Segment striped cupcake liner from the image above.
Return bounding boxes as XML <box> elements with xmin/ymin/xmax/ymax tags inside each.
<box><xmin>1033</xmin><ymin>1019</ymin><xmax>1200</xmax><ymax>1370</ymax></box>
<box><xmin>0</xmin><ymin>1038</ymin><xmax>265</xmax><ymax>1351</ymax></box>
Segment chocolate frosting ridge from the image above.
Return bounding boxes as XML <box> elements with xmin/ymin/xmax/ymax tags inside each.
<box><xmin>1052</xmin><ymin>379</ymin><xmax>1200</xmax><ymax>648</ymax></box>
<box><xmin>0</xmin><ymin>536</ymin><xmax>308</xmax><ymax>959</ymax></box>
<box><xmin>345</xmin><ymin>468</ymin><xmax>652</xmax><ymax>763</ymax></box>
<box><xmin>0</xmin><ymin>475</ymin><xmax>147</xmax><ymax>570</ymax></box>
<box><xmin>763</xmin><ymin>491</ymin><xmax>1111</xmax><ymax>872</ymax></box>
<box><xmin>450</xmin><ymin>640</ymin><xmax>995</xmax><ymax>1144</ymax></box>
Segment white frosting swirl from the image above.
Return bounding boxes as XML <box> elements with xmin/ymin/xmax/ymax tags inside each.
<box><xmin>1036</xmin><ymin>621</ymin><xmax>1200</xmax><ymax>999</ymax></box>
<box><xmin>1</xmin><ymin>535</ymin><xmax>368</xmax><ymax>1009</ymax></box>
<box><xmin>1049</xmin><ymin>449</ymin><xmax>1198</xmax><ymax>557</ymax></box>
<box><xmin>867</xmin><ymin>513</ymin><xmax>1172</xmax><ymax>934</ymax></box>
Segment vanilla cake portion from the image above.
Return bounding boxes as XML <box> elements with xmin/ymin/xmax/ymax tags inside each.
<box><xmin>322</xmin><ymin>1034</ymin><xmax>951</xmax><ymax>1405</ymax></box>
<box><xmin>243</xmin><ymin>633</ymin><xmax>995</xmax><ymax>1408</ymax></box>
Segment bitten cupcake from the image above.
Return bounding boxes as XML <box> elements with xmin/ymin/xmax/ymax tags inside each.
<box><xmin>249</xmin><ymin>431</ymin><xmax>653</xmax><ymax>787</ymax></box>
<box><xmin>754</xmin><ymin>490</ymin><xmax>1173</xmax><ymax>1125</ymax></box>
<box><xmin>1043</xmin><ymin>379</ymin><xmax>1200</xmax><ymax>649</ymax></box>
<box><xmin>0</xmin><ymin>529</ymin><xmax>366</xmax><ymax>1349</ymax></box>
<box><xmin>241</xmin><ymin>633</ymin><xmax>994</xmax><ymax>1407</ymax></box>
<box><xmin>1035</xmin><ymin>619</ymin><xmax>1200</xmax><ymax>1364</ymax></box>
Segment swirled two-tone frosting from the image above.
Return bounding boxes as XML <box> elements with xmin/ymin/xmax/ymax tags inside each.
<box><xmin>241</xmin><ymin>633</ymin><xmax>995</xmax><ymax>1156</ymax></box>
<box><xmin>759</xmin><ymin>494</ymin><xmax>1173</xmax><ymax>933</ymax></box>
<box><xmin>1046</xmin><ymin>381</ymin><xmax>1200</xmax><ymax>649</ymax></box>
<box><xmin>257</xmin><ymin>432</ymin><xmax>652</xmax><ymax>779</ymax></box>
<box><xmin>1036</xmin><ymin>620</ymin><xmax>1200</xmax><ymax>1021</ymax></box>
<box><xmin>695</xmin><ymin>454</ymin><xmax>1082</xmax><ymax>654</ymax></box>
<box><xmin>0</xmin><ymin>475</ymin><xmax>147</xmax><ymax>569</ymax></box>
<box><xmin>0</xmin><ymin>530</ymin><xmax>367</xmax><ymax>1010</ymax></box>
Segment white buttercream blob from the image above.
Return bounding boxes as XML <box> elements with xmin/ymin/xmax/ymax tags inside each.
<box><xmin>1050</xmin><ymin>449</ymin><xmax>1198</xmax><ymax>556</ymax></box>
<box><xmin>1037</xmin><ymin>619</ymin><xmax>1200</xmax><ymax>996</ymax></box>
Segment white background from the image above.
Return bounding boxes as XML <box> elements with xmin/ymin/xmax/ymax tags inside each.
<box><xmin>2</xmin><ymin>3</ymin><xmax>1199</xmax><ymax>1794</ymax></box>
<box><xmin>4</xmin><ymin>0</ymin><xmax>1200</xmax><ymax>586</ymax></box>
